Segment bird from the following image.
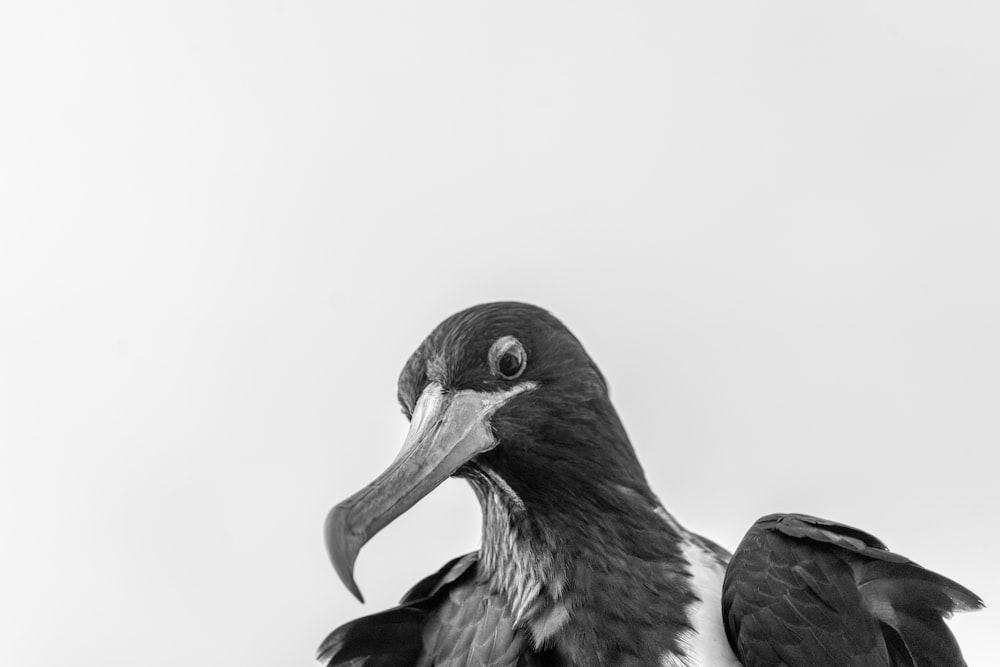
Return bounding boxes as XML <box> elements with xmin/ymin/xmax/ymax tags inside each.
<box><xmin>320</xmin><ymin>302</ymin><xmax>982</xmax><ymax>666</ymax></box>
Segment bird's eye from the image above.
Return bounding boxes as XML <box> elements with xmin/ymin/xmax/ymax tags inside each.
<box><xmin>488</xmin><ymin>336</ymin><xmax>527</xmax><ymax>380</ymax></box>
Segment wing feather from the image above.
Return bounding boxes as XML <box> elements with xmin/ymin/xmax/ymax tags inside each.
<box><xmin>722</xmin><ymin>513</ymin><xmax>983</xmax><ymax>667</ymax></box>
<box><xmin>319</xmin><ymin>553</ymin><xmax>538</xmax><ymax>667</ymax></box>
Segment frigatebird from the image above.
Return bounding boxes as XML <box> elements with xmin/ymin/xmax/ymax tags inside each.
<box><xmin>321</xmin><ymin>302</ymin><xmax>982</xmax><ymax>666</ymax></box>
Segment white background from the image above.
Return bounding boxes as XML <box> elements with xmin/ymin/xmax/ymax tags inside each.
<box><xmin>1</xmin><ymin>2</ymin><xmax>996</xmax><ymax>665</ymax></box>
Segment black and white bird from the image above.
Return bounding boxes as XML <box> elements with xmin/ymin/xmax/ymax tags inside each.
<box><xmin>321</xmin><ymin>302</ymin><xmax>981</xmax><ymax>666</ymax></box>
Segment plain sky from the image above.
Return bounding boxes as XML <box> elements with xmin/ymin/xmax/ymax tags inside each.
<box><xmin>1</xmin><ymin>2</ymin><xmax>997</xmax><ymax>665</ymax></box>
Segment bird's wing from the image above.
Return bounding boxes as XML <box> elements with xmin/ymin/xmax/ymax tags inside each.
<box><xmin>721</xmin><ymin>513</ymin><xmax>983</xmax><ymax>667</ymax></box>
<box><xmin>319</xmin><ymin>553</ymin><xmax>552</xmax><ymax>667</ymax></box>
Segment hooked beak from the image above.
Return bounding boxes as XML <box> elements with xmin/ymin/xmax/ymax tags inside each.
<box><xmin>324</xmin><ymin>381</ymin><xmax>534</xmax><ymax>602</ymax></box>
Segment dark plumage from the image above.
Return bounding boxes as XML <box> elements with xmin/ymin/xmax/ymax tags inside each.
<box><xmin>723</xmin><ymin>514</ymin><xmax>982</xmax><ymax>666</ymax></box>
<box><xmin>320</xmin><ymin>302</ymin><xmax>982</xmax><ymax>666</ymax></box>
<box><xmin>319</xmin><ymin>554</ymin><xmax>551</xmax><ymax>667</ymax></box>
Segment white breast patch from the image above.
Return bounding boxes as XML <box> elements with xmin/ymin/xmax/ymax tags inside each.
<box><xmin>663</xmin><ymin>540</ymin><xmax>743</xmax><ymax>667</ymax></box>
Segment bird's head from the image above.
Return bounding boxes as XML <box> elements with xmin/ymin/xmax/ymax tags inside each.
<box><xmin>325</xmin><ymin>302</ymin><xmax>654</xmax><ymax>601</ymax></box>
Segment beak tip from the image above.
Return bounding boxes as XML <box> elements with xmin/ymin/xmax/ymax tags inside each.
<box><xmin>324</xmin><ymin>504</ymin><xmax>366</xmax><ymax>603</ymax></box>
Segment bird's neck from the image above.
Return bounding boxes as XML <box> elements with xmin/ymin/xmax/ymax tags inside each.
<box><xmin>466</xmin><ymin>467</ymin><xmax>700</xmax><ymax>665</ymax></box>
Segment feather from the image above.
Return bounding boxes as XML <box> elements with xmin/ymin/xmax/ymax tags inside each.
<box><xmin>723</xmin><ymin>513</ymin><xmax>983</xmax><ymax>667</ymax></box>
<box><xmin>319</xmin><ymin>554</ymin><xmax>540</xmax><ymax>667</ymax></box>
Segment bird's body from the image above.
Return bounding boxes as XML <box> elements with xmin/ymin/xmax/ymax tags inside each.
<box><xmin>322</xmin><ymin>511</ymin><xmax>741</xmax><ymax>666</ymax></box>
<box><xmin>321</xmin><ymin>302</ymin><xmax>981</xmax><ymax>666</ymax></box>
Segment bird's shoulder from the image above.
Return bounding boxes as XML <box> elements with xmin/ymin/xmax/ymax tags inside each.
<box><xmin>722</xmin><ymin>513</ymin><xmax>983</xmax><ymax>666</ymax></box>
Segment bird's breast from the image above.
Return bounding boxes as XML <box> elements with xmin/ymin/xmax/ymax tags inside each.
<box><xmin>671</xmin><ymin>537</ymin><xmax>742</xmax><ymax>667</ymax></box>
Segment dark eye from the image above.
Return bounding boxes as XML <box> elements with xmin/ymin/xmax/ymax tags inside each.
<box><xmin>489</xmin><ymin>336</ymin><xmax>527</xmax><ymax>380</ymax></box>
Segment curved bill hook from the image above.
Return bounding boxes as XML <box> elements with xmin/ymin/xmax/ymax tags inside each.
<box><xmin>324</xmin><ymin>381</ymin><xmax>534</xmax><ymax>602</ymax></box>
